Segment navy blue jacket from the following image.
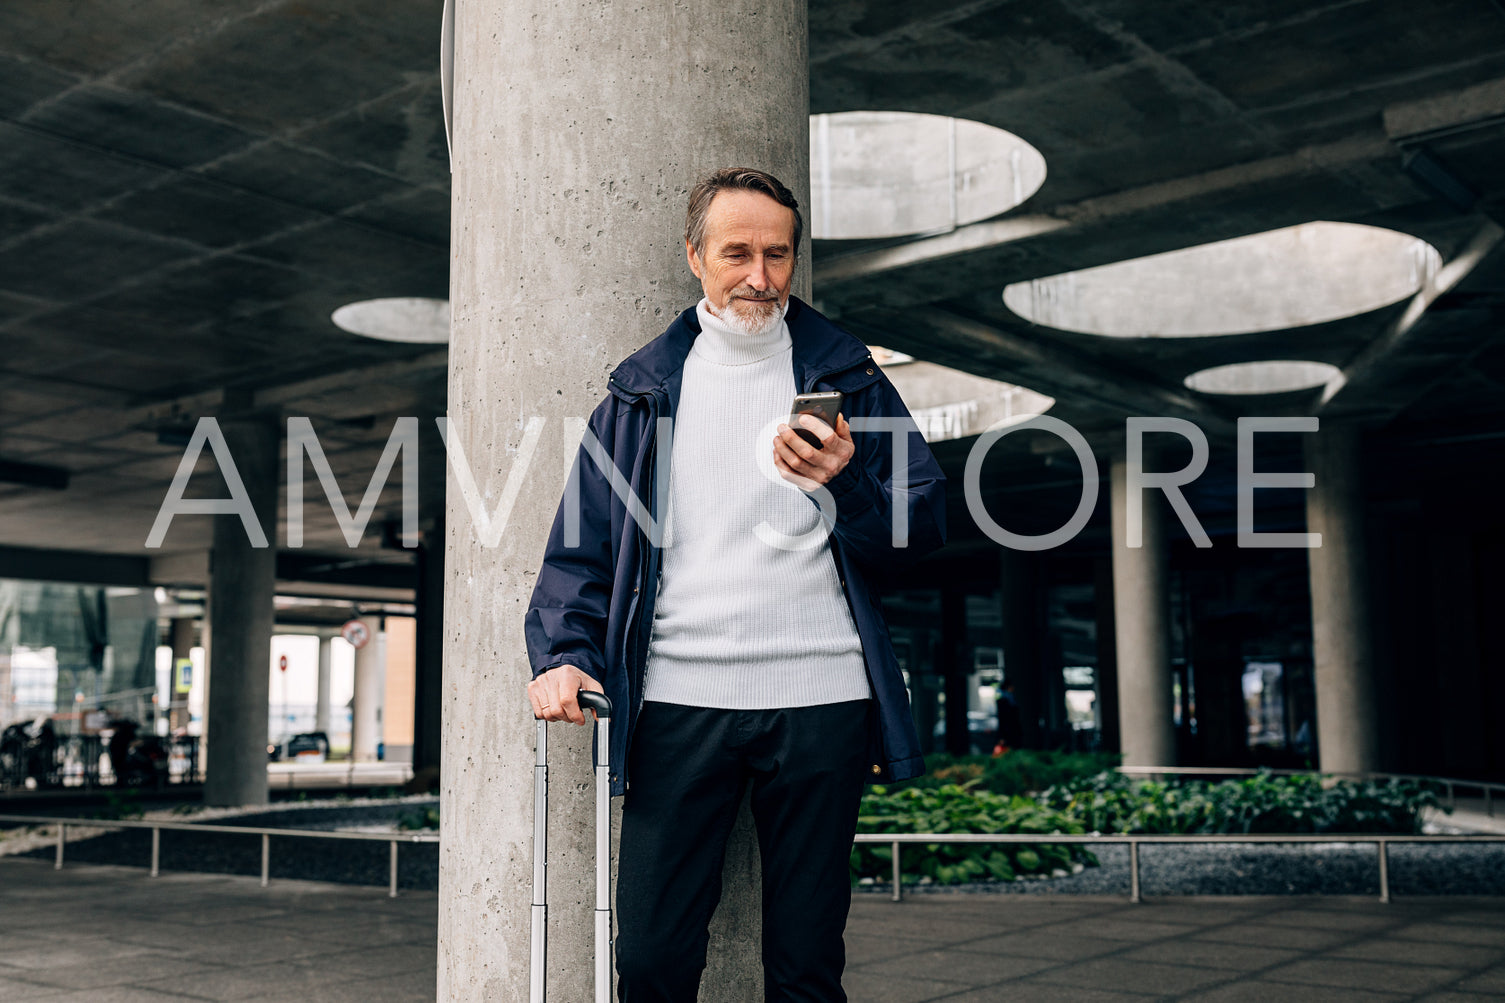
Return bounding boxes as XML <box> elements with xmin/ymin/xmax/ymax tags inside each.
<box><xmin>524</xmin><ymin>296</ymin><xmax>947</xmax><ymax>795</ymax></box>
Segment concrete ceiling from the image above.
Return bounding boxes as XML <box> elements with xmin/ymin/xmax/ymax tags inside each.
<box><xmin>2</xmin><ymin>0</ymin><xmax>1504</xmax><ymax>579</ymax></box>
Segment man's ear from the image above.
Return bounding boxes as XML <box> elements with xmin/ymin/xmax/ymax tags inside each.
<box><xmin>686</xmin><ymin>240</ymin><xmax>702</xmax><ymax>280</ymax></box>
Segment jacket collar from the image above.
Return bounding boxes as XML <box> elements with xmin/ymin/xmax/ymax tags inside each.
<box><xmin>609</xmin><ymin>295</ymin><xmax>873</xmax><ymax>397</ymax></box>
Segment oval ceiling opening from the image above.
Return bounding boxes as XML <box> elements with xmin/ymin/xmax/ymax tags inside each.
<box><xmin>872</xmin><ymin>345</ymin><xmax>1054</xmax><ymax>442</ymax></box>
<box><xmin>332</xmin><ymin>297</ymin><xmax>450</xmax><ymax>343</ymax></box>
<box><xmin>1184</xmin><ymin>360</ymin><xmax>1342</xmax><ymax>395</ymax></box>
<box><xmin>810</xmin><ymin>111</ymin><xmax>1046</xmax><ymax>240</ymax></box>
<box><xmin>1002</xmin><ymin>222</ymin><xmax>1440</xmax><ymax>337</ymax></box>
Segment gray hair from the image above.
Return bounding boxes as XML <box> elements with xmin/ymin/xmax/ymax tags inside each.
<box><xmin>684</xmin><ymin>167</ymin><xmax>803</xmax><ymax>259</ymax></box>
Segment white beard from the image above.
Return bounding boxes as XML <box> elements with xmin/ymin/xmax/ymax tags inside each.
<box><xmin>712</xmin><ymin>297</ymin><xmax>783</xmax><ymax>337</ymax></box>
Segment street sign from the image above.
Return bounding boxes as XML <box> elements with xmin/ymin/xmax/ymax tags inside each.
<box><xmin>278</xmin><ymin>654</ymin><xmax>288</xmax><ymax>672</ymax></box>
<box><xmin>341</xmin><ymin>619</ymin><xmax>371</xmax><ymax>649</ymax></box>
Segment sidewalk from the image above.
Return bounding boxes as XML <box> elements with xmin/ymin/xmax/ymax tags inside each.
<box><xmin>1</xmin><ymin>857</ymin><xmax>1502</xmax><ymax>1001</ymax></box>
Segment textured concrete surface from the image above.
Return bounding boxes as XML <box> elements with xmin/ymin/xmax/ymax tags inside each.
<box><xmin>442</xmin><ymin>0</ymin><xmax>809</xmax><ymax>998</ymax></box>
<box><xmin>4</xmin><ymin>859</ymin><xmax>1505</xmax><ymax>1001</ymax></box>
<box><xmin>202</xmin><ymin>416</ymin><xmax>278</xmax><ymax>809</ymax></box>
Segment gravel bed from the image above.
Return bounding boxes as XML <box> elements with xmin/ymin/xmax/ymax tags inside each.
<box><xmin>856</xmin><ymin>840</ymin><xmax>1505</xmax><ymax>897</ymax></box>
<box><xmin>15</xmin><ymin>800</ymin><xmax>441</xmax><ymax>891</ymax></box>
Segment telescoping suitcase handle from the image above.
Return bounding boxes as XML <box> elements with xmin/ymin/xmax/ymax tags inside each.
<box><xmin>531</xmin><ymin>691</ymin><xmax>613</xmax><ymax>1003</ymax></box>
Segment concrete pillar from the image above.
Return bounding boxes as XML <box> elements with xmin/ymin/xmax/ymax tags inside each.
<box><xmin>941</xmin><ymin>590</ymin><xmax>971</xmax><ymax>755</ymax></box>
<box><xmin>1304</xmin><ymin>425</ymin><xmax>1379</xmax><ymax>774</ymax></box>
<box><xmin>315</xmin><ymin>634</ymin><xmax>332</xmax><ymax>736</ymax></box>
<box><xmin>908</xmin><ymin>628</ymin><xmax>940</xmax><ymax>756</ymax></box>
<box><xmin>1092</xmin><ymin>557</ymin><xmax>1120</xmax><ymax>753</ymax></box>
<box><xmin>1110</xmin><ymin>456</ymin><xmax>1176</xmax><ymax>767</ymax></box>
<box><xmin>999</xmin><ymin>548</ymin><xmax>1043</xmax><ymax>748</ymax></box>
<box><xmin>168</xmin><ymin>617</ymin><xmax>195</xmax><ymax>733</ymax></box>
<box><xmin>410</xmin><ymin>518</ymin><xmax>444</xmax><ymax>774</ymax></box>
<box><xmin>350</xmin><ymin>615</ymin><xmax>385</xmax><ymax>762</ymax></box>
<box><xmin>203</xmin><ymin>417</ymin><xmax>278</xmax><ymax>807</ymax></box>
<box><xmin>443</xmin><ymin>1</ymin><xmax>809</xmax><ymax>997</ymax></box>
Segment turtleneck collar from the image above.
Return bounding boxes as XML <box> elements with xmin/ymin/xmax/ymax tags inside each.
<box><xmin>692</xmin><ymin>297</ymin><xmax>792</xmax><ymax>366</ymax></box>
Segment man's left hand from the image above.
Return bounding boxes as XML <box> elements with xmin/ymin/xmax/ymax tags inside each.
<box><xmin>774</xmin><ymin>413</ymin><xmax>855</xmax><ymax>490</ymax></box>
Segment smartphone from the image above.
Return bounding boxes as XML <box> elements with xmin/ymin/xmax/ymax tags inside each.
<box><xmin>789</xmin><ymin>391</ymin><xmax>844</xmax><ymax>448</ymax></box>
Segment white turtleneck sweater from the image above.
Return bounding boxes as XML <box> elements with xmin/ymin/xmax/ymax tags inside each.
<box><xmin>641</xmin><ymin>298</ymin><xmax>871</xmax><ymax>709</ymax></box>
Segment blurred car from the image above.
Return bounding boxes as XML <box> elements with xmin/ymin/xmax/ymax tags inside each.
<box><xmin>268</xmin><ymin>732</ymin><xmax>330</xmax><ymax>763</ymax></box>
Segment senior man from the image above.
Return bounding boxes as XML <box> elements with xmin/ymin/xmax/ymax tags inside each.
<box><xmin>525</xmin><ymin>167</ymin><xmax>946</xmax><ymax>1001</ymax></box>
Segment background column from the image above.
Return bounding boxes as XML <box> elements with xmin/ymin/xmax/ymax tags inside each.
<box><xmin>315</xmin><ymin>633</ymin><xmax>332</xmax><ymax>737</ymax></box>
<box><xmin>1304</xmin><ymin>424</ymin><xmax>1380</xmax><ymax>774</ymax></box>
<box><xmin>940</xmin><ymin>589</ymin><xmax>971</xmax><ymax>755</ymax></box>
<box><xmin>350</xmin><ymin>615</ymin><xmax>385</xmax><ymax>762</ymax></box>
<box><xmin>1110</xmin><ymin>455</ymin><xmax>1176</xmax><ymax>767</ymax></box>
<box><xmin>443</xmin><ymin>1</ymin><xmax>809</xmax><ymax>997</ymax></box>
<box><xmin>203</xmin><ymin>416</ymin><xmax>278</xmax><ymax>807</ymax></box>
<box><xmin>998</xmin><ymin>548</ymin><xmax>1043</xmax><ymax>748</ymax></box>
<box><xmin>168</xmin><ymin>617</ymin><xmax>195</xmax><ymax>733</ymax></box>
<box><xmin>410</xmin><ymin>515</ymin><xmax>444</xmax><ymax>777</ymax></box>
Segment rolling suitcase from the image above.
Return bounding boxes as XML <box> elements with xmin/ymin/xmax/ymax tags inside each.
<box><xmin>531</xmin><ymin>690</ymin><xmax>613</xmax><ymax>1003</ymax></box>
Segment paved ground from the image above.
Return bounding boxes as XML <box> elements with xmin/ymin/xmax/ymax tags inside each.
<box><xmin>1</xmin><ymin>858</ymin><xmax>1503</xmax><ymax>1001</ymax></box>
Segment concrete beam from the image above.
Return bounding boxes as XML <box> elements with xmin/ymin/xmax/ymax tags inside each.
<box><xmin>130</xmin><ymin>350</ymin><xmax>448</xmax><ymax>428</ymax></box>
<box><xmin>1384</xmin><ymin>76</ymin><xmax>1505</xmax><ymax>145</ymax></box>
<box><xmin>846</xmin><ymin>306</ymin><xmax>1235</xmax><ymax>433</ymax></box>
<box><xmin>1320</xmin><ymin>219</ymin><xmax>1505</xmax><ymax>417</ymax></box>
<box><xmin>0</xmin><ymin>545</ymin><xmax>150</xmax><ymax>587</ymax></box>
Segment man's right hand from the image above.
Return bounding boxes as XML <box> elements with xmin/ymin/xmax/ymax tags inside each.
<box><xmin>527</xmin><ymin>664</ymin><xmax>605</xmax><ymax>726</ymax></box>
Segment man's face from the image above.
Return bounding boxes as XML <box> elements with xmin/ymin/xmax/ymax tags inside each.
<box><xmin>687</xmin><ymin>189</ymin><xmax>796</xmax><ymax>332</ymax></box>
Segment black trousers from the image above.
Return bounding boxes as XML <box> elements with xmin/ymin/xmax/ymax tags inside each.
<box><xmin>615</xmin><ymin>700</ymin><xmax>871</xmax><ymax>1003</ymax></box>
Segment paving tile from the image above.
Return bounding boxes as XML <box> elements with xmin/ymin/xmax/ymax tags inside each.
<box><xmin>128</xmin><ymin>963</ymin><xmax>359</xmax><ymax>1002</ymax></box>
<box><xmin>1126</xmin><ymin>902</ymin><xmax>1275</xmax><ymax>926</ymax></box>
<box><xmin>148</xmin><ymin>905</ymin><xmax>294</xmax><ymax>926</ymax></box>
<box><xmin>941</xmin><ymin>986</ymin><xmax>1156</xmax><ymax>1002</ymax></box>
<box><xmin>1248</xmin><ymin>908</ymin><xmax>1399</xmax><ymax>931</ymax></box>
<box><xmin>1039</xmin><ymin>916</ymin><xmax>1199</xmax><ymax>942</ymax></box>
<box><xmin>1029</xmin><ymin>957</ymin><xmax>1241</xmax><ymax>995</ymax></box>
<box><xmin>0</xmin><ymin>974</ymin><xmax>68</xmax><ymax>1000</ymax></box>
<box><xmin>1262</xmin><ymin>958</ymin><xmax>1466</xmax><ymax>994</ymax></box>
<box><xmin>840</xmin><ymin>915</ymin><xmax>1014</xmax><ymax>944</ymax></box>
<box><xmin>0</xmin><ymin>952</ymin><xmax>224</xmax><ymax>991</ymax></box>
<box><xmin>1390</xmin><ymin>922</ymin><xmax>1505</xmax><ymax>946</ymax></box>
<box><xmin>1192</xmin><ymin>922</ymin><xmax>1357</xmax><ymax>950</ymax></box>
<box><xmin>1328</xmin><ymin>938</ymin><xmax>1503</xmax><ymax>967</ymax></box>
<box><xmin>34</xmin><ymin>989</ymin><xmax>213</xmax><ymax>1003</ymax></box>
<box><xmin>844</xmin><ymin>932</ymin><xmax>934</xmax><ymax>966</ymax></box>
<box><xmin>858</xmin><ymin>948</ymin><xmax>1059</xmax><ymax>985</ymax></box>
<box><xmin>841</xmin><ymin>968</ymin><xmax>969</xmax><ymax>1003</ymax></box>
<box><xmin>1432</xmin><ymin>909</ymin><xmax>1505</xmax><ymax>928</ymax></box>
<box><xmin>283</xmin><ymin>917</ymin><xmax>435</xmax><ymax>949</ymax></box>
<box><xmin>953</xmin><ymin>929</ymin><xmax>1128</xmax><ymax>961</ymax></box>
<box><xmin>285</xmin><ymin>942</ymin><xmax>435</xmax><ymax>979</ymax></box>
<box><xmin>1452</xmin><ymin>967</ymin><xmax>1505</xmax><ymax>994</ymax></box>
<box><xmin>1119</xmin><ymin>939</ymin><xmax>1301</xmax><ymax>970</ymax></box>
<box><xmin>1181</xmin><ymin>981</ymin><xmax>1409</xmax><ymax>1002</ymax></box>
<box><xmin>0</xmin><ymin>935</ymin><xmax>164</xmax><ymax>970</ymax></box>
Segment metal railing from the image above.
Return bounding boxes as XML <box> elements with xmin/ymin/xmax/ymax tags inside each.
<box><xmin>0</xmin><ymin>814</ymin><xmax>438</xmax><ymax>898</ymax></box>
<box><xmin>1114</xmin><ymin>766</ymin><xmax>1503</xmax><ymax>817</ymax></box>
<box><xmin>854</xmin><ymin>831</ymin><xmax>1505</xmax><ymax>904</ymax></box>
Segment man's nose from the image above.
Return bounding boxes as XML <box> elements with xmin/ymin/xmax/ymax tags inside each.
<box><xmin>745</xmin><ymin>257</ymin><xmax>769</xmax><ymax>289</ymax></box>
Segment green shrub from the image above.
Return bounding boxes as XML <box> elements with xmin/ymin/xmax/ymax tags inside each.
<box><xmin>895</xmin><ymin>750</ymin><xmax>1121</xmax><ymax>797</ymax></box>
<box><xmin>92</xmin><ymin>791</ymin><xmax>144</xmax><ymax>821</ymax></box>
<box><xmin>851</xmin><ymin>783</ymin><xmax>1097</xmax><ymax>886</ymax></box>
<box><xmin>398</xmin><ymin>806</ymin><xmax>440</xmax><ymax>831</ymax></box>
<box><xmin>1042</xmin><ymin>770</ymin><xmax>1444</xmax><ymax>835</ymax></box>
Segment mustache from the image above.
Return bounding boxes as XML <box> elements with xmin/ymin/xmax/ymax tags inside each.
<box><xmin>730</xmin><ymin>287</ymin><xmax>778</xmax><ymax>302</ymax></box>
